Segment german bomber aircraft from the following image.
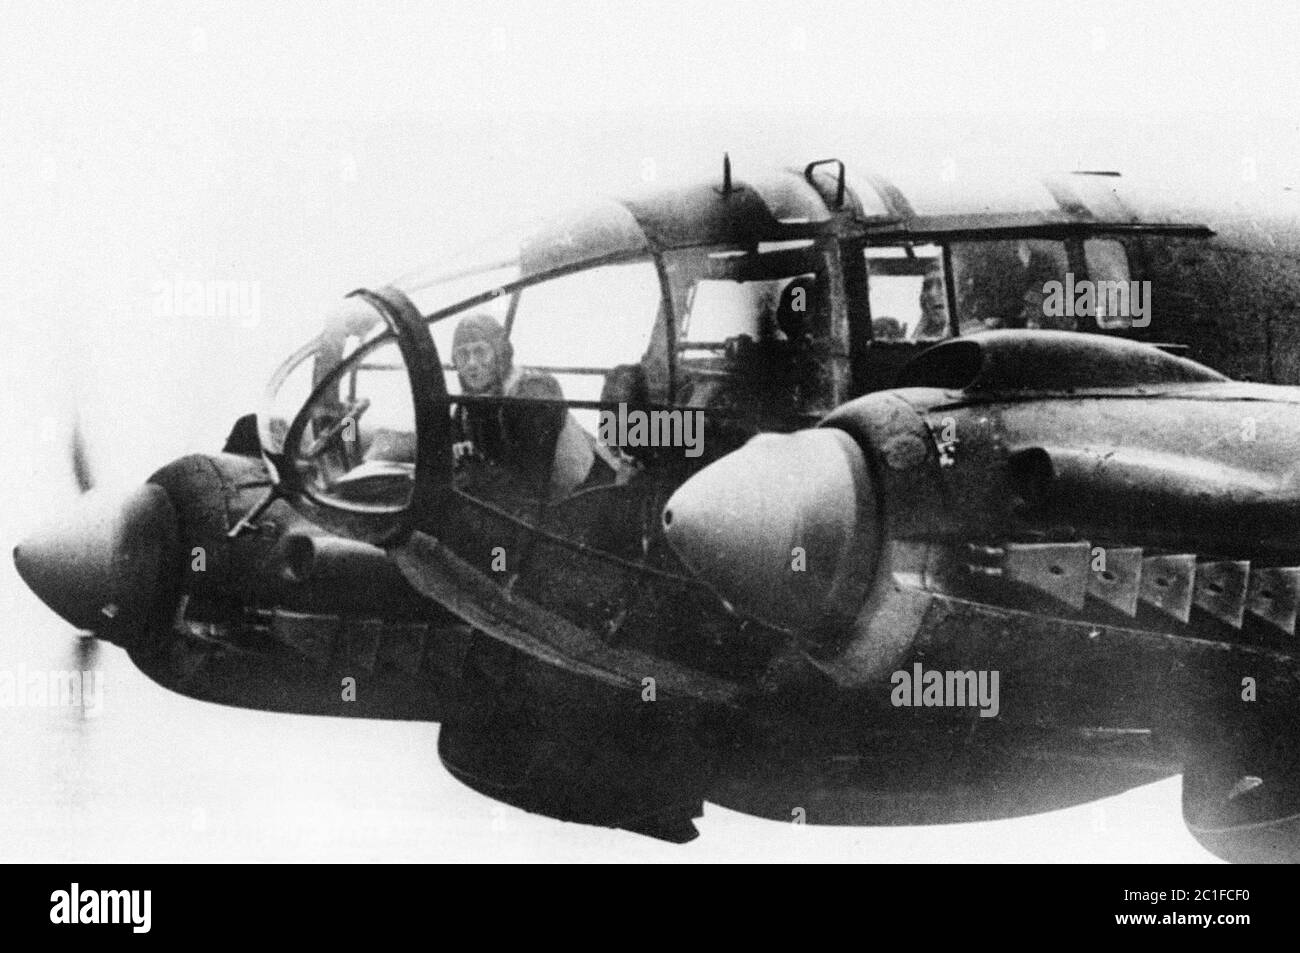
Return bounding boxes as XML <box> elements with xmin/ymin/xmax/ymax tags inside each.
<box><xmin>16</xmin><ymin>155</ymin><xmax>1300</xmax><ymax>861</ymax></box>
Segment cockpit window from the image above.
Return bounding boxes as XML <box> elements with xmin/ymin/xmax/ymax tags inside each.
<box><xmin>951</xmin><ymin>238</ymin><xmax>1070</xmax><ymax>333</ymax></box>
<box><xmin>507</xmin><ymin>260</ymin><xmax>662</xmax><ymax>434</ymax></box>
<box><xmin>392</xmin><ymin>232</ymin><xmax>523</xmax><ymax>317</ymax></box>
<box><xmin>262</xmin><ymin>335</ymin><xmax>322</xmax><ymax>457</ymax></box>
<box><xmin>665</xmin><ymin>239</ymin><xmax>834</xmax><ymax>421</ymax></box>
<box><xmin>679</xmin><ymin>279</ymin><xmax>769</xmax><ymax>348</ymax></box>
<box><xmin>392</xmin><ymin>200</ymin><xmax>650</xmax><ymax>321</ymax></box>
<box><xmin>290</xmin><ymin>334</ymin><xmax>417</xmax><ymax>513</ymax></box>
<box><xmin>864</xmin><ymin>243</ymin><xmax>949</xmax><ymax>341</ymax></box>
<box><xmin>422</xmin><ymin>258</ymin><xmax>664</xmax><ymax>502</ymax></box>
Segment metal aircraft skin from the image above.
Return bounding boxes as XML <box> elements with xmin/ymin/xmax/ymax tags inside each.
<box><xmin>16</xmin><ymin>157</ymin><xmax>1300</xmax><ymax>860</ymax></box>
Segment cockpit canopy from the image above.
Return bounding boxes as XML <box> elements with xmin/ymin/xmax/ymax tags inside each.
<box><xmin>259</xmin><ymin>170</ymin><xmax>850</xmax><ymax>534</ymax></box>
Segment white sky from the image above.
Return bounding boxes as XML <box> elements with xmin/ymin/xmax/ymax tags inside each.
<box><xmin>7</xmin><ymin>0</ymin><xmax>1296</xmax><ymax>861</ymax></box>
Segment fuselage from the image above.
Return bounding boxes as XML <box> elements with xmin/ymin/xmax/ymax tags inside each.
<box><xmin>17</xmin><ymin>159</ymin><xmax>1300</xmax><ymax>852</ymax></box>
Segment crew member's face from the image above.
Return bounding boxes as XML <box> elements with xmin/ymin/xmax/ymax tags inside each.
<box><xmin>453</xmin><ymin>339</ymin><xmax>502</xmax><ymax>394</ymax></box>
<box><xmin>921</xmin><ymin>272</ymin><xmax>947</xmax><ymax>319</ymax></box>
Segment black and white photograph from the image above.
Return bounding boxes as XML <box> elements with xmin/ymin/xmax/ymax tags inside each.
<box><xmin>2</xmin><ymin>0</ymin><xmax>1298</xmax><ymax>891</ymax></box>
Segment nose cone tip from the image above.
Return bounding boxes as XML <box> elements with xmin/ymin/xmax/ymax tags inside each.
<box><xmin>663</xmin><ymin>428</ymin><xmax>878</xmax><ymax>629</ymax></box>
<box><xmin>14</xmin><ymin>483</ymin><xmax>179</xmax><ymax>633</ymax></box>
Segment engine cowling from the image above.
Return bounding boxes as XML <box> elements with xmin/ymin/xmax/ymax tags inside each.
<box><xmin>663</xmin><ymin>331</ymin><xmax>1300</xmax><ymax>689</ymax></box>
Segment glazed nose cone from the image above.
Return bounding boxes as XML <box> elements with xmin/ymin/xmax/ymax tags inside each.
<box><xmin>662</xmin><ymin>428</ymin><xmax>878</xmax><ymax>630</ymax></box>
<box><xmin>13</xmin><ymin>483</ymin><xmax>179</xmax><ymax>633</ymax></box>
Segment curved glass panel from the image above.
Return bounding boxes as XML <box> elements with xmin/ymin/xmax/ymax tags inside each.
<box><xmin>261</xmin><ymin>333</ymin><xmax>323</xmax><ymax>458</ymax></box>
<box><xmin>260</xmin><ymin>296</ymin><xmax>393</xmax><ymax>459</ymax></box>
<box><xmin>290</xmin><ymin>334</ymin><xmax>417</xmax><ymax>513</ymax></box>
<box><xmin>392</xmin><ymin>200</ymin><xmax>649</xmax><ymax>319</ymax></box>
<box><xmin>392</xmin><ymin>231</ymin><xmax>523</xmax><ymax>318</ymax></box>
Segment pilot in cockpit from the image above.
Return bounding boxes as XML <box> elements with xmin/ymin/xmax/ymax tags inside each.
<box><xmin>450</xmin><ymin>312</ymin><xmax>616</xmax><ymax>500</ymax></box>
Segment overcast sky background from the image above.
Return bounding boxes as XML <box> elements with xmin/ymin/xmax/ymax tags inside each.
<box><xmin>4</xmin><ymin>0</ymin><xmax>1299</xmax><ymax>861</ymax></box>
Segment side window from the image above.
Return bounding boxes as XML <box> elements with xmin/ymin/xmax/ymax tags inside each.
<box><xmin>666</xmin><ymin>241</ymin><xmax>834</xmax><ymax>418</ymax></box>
<box><xmin>500</xmin><ymin>260</ymin><xmax>661</xmax><ymax>434</ymax></box>
<box><xmin>951</xmin><ymin>239</ymin><xmax>1070</xmax><ymax>333</ymax></box>
<box><xmin>864</xmin><ymin>243</ymin><xmax>949</xmax><ymax>341</ymax></box>
<box><xmin>679</xmin><ymin>279</ymin><xmax>770</xmax><ymax>350</ymax></box>
<box><xmin>429</xmin><ymin>260</ymin><xmax>663</xmax><ymax>502</ymax></box>
<box><xmin>1083</xmin><ymin>238</ymin><xmax>1136</xmax><ymax>330</ymax></box>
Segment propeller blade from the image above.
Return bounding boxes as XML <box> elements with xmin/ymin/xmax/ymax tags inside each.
<box><xmin>70</xmin><ymin>410</ymin><xmax>95</xmax><ymax>494</ymax></box>
<box><xmin>73</xmin><ymin>633</ymin><xmax>100</xmax><ymax>669</ymax></box>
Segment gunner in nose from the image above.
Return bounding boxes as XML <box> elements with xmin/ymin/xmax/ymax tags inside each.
<box><xmin>451</xmin><ymin>313</ymin><xmax>614</xmax><ymax>499</ymax></box>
